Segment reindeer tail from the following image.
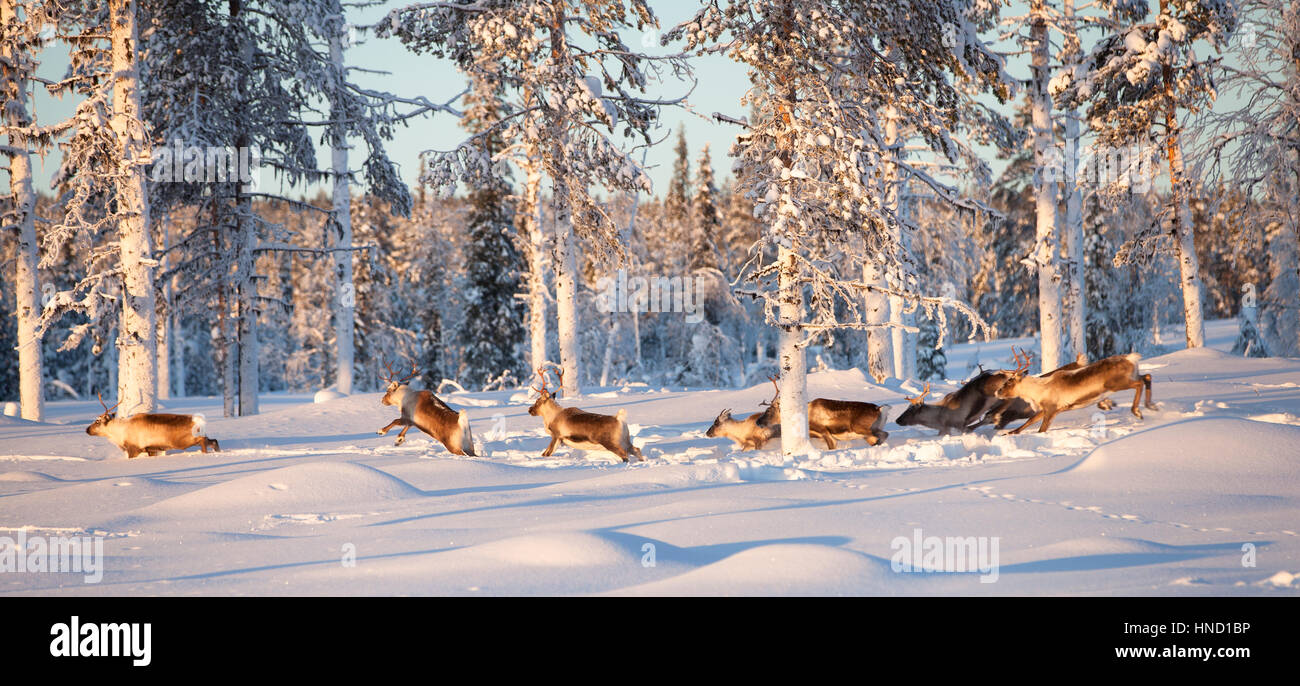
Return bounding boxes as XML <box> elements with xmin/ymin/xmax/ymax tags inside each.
<box><xmin>458</xmin><ymin>410</ymin><xmax>476</xmax><ymax>456</ymax></box>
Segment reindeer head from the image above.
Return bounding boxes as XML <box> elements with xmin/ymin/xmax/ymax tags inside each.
<box><xmin>527</xmin><ymin>367</ymin><xmax>562</xmax><ymax>416</ymax></box>
<box><xmin>85</xmin><ymin>393</ymin><xmax>120</xmax><ymax>436</ymax></box>
<box><xmin>705</xmin><ymin>408</ymin><xmax>733</xmax><ymax>437</ymax></box>
<box><xmin>895</xmin><ymin>382</ymin><xmax>932</xmax><ymax>426</ymax></box>
<box><xmin>994</xmin><ymin>347</ymin><xmax>1034</xmax><ymax>399</ymax></box>
<box><xmin>380</xmin><ymin>361</ymin><xmax>420</xmax><ymax>406</ymax></box>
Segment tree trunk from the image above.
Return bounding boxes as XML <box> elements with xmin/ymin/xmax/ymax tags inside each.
<box><xmin>1031</xmin><ymin>0</ymin><xmax>1062</xmax><ymax>370</ymax></box>
<box><xmin>1063</xmin><ymin>0</ymin><xmax>1086</xmax><ymax>360</ymax></box>
<box><xmin>863</xmin><ymin>261</ymin><xmax>891</xmax><ymax>382</ymax></box>
<box><xmin>1162</xmin><ymin>45</ymin><xmax>1206</xmax><ymax>348</ymax></box>
<box><xmin>1</xmin><ymin>0</ymin><xmax>44</xmax><ymax>421</ymax></box>
<box><xmin>884</xmin><ymin>108</ymin><xmax>915</xmax><ymax>380</ymax></box>
<box><xmin>522</xmin><ymin>147</ymin><xmax>548</xmax><ymax>373</ymax></box>
<box><xmin>552</xmin><ymin>176</ymin><xmax>581</xmax><ymax>397</ymax></box>
<box><xmin>777</xmin><ymin>244</ymin><xmax>810</xmax><ymax>455</ymax></box>
<box><xmin>330</xmin><ymin>16</ymin><xmax>355</xmax><ymax>395</ymax></box>
<box><xmin>1064</xmin><ymin>115</ymin><xmax>1085</xmax><ymax>359</ymax></box>
<box><xmin>156</xmin><ymin>216</ymin><xmax>170</xmax><ymax>399</ymax></box>
<box><xmin>236</xmin><ymin>193</ymin><xmax>258</xmax><ymax>415</ymax></box>
<box><xmin>110</xmin><ymin>0</ymin><xmax>157</xmax><ymax>416</ymax></box>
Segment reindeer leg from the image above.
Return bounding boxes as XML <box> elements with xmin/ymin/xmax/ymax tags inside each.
<box><xmin>1037</xmin><ymin>409</ymin><xmax>1061</xmax><ymax>433</ymax></box>
<box><xmin>541</xmin><ymin>435</ymin><xmax>560</xmax><ymax>457</ymax></box>
<box><xmin>1130</xmin><ymin>382</ymin><xmax>1144</xmax><ymax>420</ymax></box>
<box><xmin>818</xmin><ymin>432</ymin><xmax>836</xmax><ymax>450</ymax></box>
<box><xmin>377</xmin><ymin>418</ymin><xmax>406</xmax><ymax>436</ymax></box>
<box><xmin>395</xmin><ymin>423</ymin><xmax>414</xmax><ymax>446</ymax></box>
<box><xmin>1009</xmin><ymin>411</ymin><xmax>1045</xmax><ymax>435</ymax></box>
<box><xmin>1142</xmin><ymin>373</ymin><xmax>1156</xmax><ymax>409</ymax></box>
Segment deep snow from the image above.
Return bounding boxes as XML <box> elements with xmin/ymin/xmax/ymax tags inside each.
<box><xmin>2</xmin><ymin>319</ymin><xmax>1298</xmax><ymax>595</ymax></box>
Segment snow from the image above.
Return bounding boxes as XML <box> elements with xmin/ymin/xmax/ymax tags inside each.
<box><xmin>2</xmin><ymin>320</ymin><xmax>1299</xmax><ymax>595</ymax></box>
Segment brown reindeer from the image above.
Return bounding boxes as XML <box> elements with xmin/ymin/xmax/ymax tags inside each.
<box><xmin>807</xmin><ymin>398</ymin><xmax>891</xmax><ymax>449</ymax></box>
<box><xmin>528</xmin><ymin>368</ymin><xmax>643</xmax><ymax>462</ymax></box>
<box><xmin>995</xmin><ymin>351</ymin><xmax>1155</xmax><ymax>434</ymax></box>
<box><xmin>377</xmin><ymin>362</ymin><xmax>476</xmax><ymax>455</ymax></box>
<box><xmin>85</xmin><ymin>394</ymin><xmax>220</xmax><ymax>458</ymax></box>
<box><xmin>705</xmin><ymin>376</ymin><xmax>781</xmax><ymax>451</ymax></box>
<box><xmin>972</xmin><ymin>350</ymin><xmax>1115</xmax><ymax>430</ymax></box>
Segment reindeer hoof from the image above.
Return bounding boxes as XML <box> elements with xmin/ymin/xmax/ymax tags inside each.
<box><xmin>376</xmin><ymin>429</ymin><xmax>386</xmax><ymax>435</ymax></box>
<box><xmin>394</xmin><ymin>437</ymin><xmax>405</xmax><ymax>446</ymax></box>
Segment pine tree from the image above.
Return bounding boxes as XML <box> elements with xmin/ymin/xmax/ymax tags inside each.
<box><xmin>456</xmin><ymin>65</ymin><xmax>526</xmax><ymax>388</ymax></box>
<box><xmin>916</xmin><ymin>316</ymin><xmax>947</xmax><ymax>381</ymax></box>
<box><xmin>689</xmin><ymin>143</ymin><xmax>720</xmax><ymax>271</ymax></box>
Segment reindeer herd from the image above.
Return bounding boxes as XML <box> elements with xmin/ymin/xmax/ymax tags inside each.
<box><xmin>83</xmin><ymin>348</ymin><xmax>1156</xmax><ymax>461</ymax></box>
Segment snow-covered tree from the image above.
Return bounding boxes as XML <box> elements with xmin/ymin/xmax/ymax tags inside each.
<box><xmin>1195</xmin><ymin>0</ymin><xmax>1300</xmax><ymax>356</ymax></box>
<box><xmin>380</xmin><ymin>0</ymin><xmax>691</xmax><ymax>397</ymax></box>
<box><xmin>668</xmin><ymin>1</ymin><xmax>1009</xmax><ymax>454</ymax></box>
<box><xmin>456</xmin><ymin>64</ymin><xmax>526</xmax><ymax>388</ymax></box>
<box><xmin>0</xmin><ymin>0</ymin><xmax>54</xmax><ymax>420</ymax></box>
<box><xmin>1058</xmin><ymin>0</ymin><xmax>1237</xmax><ymax>350</ymax></box>
<box><xmin>690</xmin><ymin>143</ymin><xmax>720</xmax><ymax>271</ymax></box>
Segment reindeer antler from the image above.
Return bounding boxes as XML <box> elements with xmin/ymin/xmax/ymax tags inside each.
<box><xmin>532</xmin><ymin>367</ymin><xmax>551</xmax><ymax>395</ymax></box>
<box><xmin>906</xmin><ymin>382</ymin><xmax>931</xmax><ymax>405</ymax></box>
<box><xmin>1007</xmin><ymin>347</ymin><xmax>1033</xmax><ymax>375</ymax></box>
<box><xmin>759</xmin><ymin>374</ymin><xmax>780</xmax><ymax>406</ymax></box>
<box><xmin>97</xmin><ymin>392</ymin><xmax>120</xmax><ymax>415</ymax></box>
<box><xmin>382</xmin><ymin>360</ymin><xmax>421</xmax><ymax>385</ymax></box>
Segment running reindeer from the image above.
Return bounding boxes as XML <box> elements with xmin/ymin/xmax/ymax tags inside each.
<box><xmin>376</xmin><ymin>362</ymin><xmax>477</xmax><ymax>455</ymax></box>
<box><xmin>994</xmin><ymin>350</ymin><xmax>1156</xmax><ymax>434</ymax></box>
<box><xmin>528</xmin><ymin>367</ymin><xmax>643</xmax><ymax>462</ymax></box>
<box><xmin>705</xmin><ymin>375</ymin><xmax>782</xmax><ymax>451</ymax></box>
<box><xmin>85</xmin><ymin>394</ymin><xmax>220</xmax><ymax>458</ymax></box>
<box><xmin>750</xmin><ymin>376</ymin><xmax>890</xmax><ymax>450</ymax></box>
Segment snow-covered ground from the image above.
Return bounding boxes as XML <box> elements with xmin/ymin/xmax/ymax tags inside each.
<box><xmin>3</xmin><ymin>319</ymin><xmax>1299</xmax><ymax>595</ymax></box>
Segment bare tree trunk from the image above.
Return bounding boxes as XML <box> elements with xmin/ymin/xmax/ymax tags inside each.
<box><xmin>863</xmin><ymin>261</ymin><xmax>891</xmax><ymax>381</ymax></box>
<box><xmin>2</xmin><ymin>0</ymin><xmax>44</xmax><ymax>421</ymax></box>
<box><xmin>884</xmin><ymin>108</ymin><xmax>915</xmax><ymax>380</ymax></box>
<box><xmin>110</xmin><ymin>0</ymin><xmax>157</xmax><ymax>416</ymax></box>
<box><xmin>329</xmin><ymin>14</ymin><xmax>355</xmax><ymax>395</ymax></box>
<box><xmin>777</xmin><ymin>244</ymin><xmax>810</xmax><ymax>455</ymax></box>
<box><xmin>1031</xmin><ymin>0</ymin><xmax>1063</xmax><ymax>370</ymax></box>
<box><xmin>522</xmin><ymin>147</ymin><xmax>548</xmax><ymax>373</ymax></box>
<box><xmin>552</xmin><ymin>176</ymin><xmax>580</xmax><ymax>396</ymax></box>
<box><xmin>236</xmin><ymin>193</ymin><xmax>258</xmax><ymax>415</ymax></box>
<box><xmin>156</xmin><ymin>216</ymin><xmax>170</xmax><ymax>399</ymax></box>
<box><xmin>1160</xmin><ymin>11</ymin><xmax>1206</xmax><ymax>349</ymax></box>
<box><xmin>1063</xmin><ymin>0</ymin><xmax>1086</xmax><ymax>360</ymax></box>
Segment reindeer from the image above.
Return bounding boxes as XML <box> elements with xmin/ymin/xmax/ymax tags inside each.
<box><xmin>894</xmin><ymin>379</ymin><xmax>1003</xmax><ymax>436</ymax></box>
<box><xmin>744</xmin><ymin>375</ymin><xmax>889</xmax><ymax>450</ymax></box>
<box><xmin>806</xmin><ymin>397</ymin><xmax>891</xmax><ymax>449</ymax></box>
<box><xmin>705</xmin><ymin>376</ymin><xmax>781</xmax><ymax>451</ymax></box>
<box><xmin>377</xmin><ymin>362</ymin><xmax>476</xmax><ymax>455</ymax></box>
<box><xmin>973</xmin><ymin>350</ymin><xmax>1114</xmax><ymax>430</ymax></box>
<box><xmin>85</xmin><ymin>394</ymin><xmax>220</xmax><ymax>458</ymax></box>
<box><xmin>528</xmin><ymin>368</ymin><xmax>643</xmax><ymax>462</ymax></box>
<box><xmin>995</xmin><ymin>351</ymin><xmax>1156</xmax><ymax>434</ymax></box>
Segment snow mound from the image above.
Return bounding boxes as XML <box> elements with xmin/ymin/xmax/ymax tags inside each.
<box><xmin>612</xmin><ymin>543</ymin><xmax>897</xmax><ymax>596</ymax></box>
<box><xmin>313</xmin><ymin>389</ymin><xmax>347</xmax><ymax>403</ymax></box>
<box><xmin>466</xmin><ymin>532</ymin><xmax>632</xmax><ymax>567</ymax></box>
<box><xmin>1067</xmin><ymin>418</ymin><xmax>1300</xmax><ymax>492</ymax></box>
<box><xmin>124</xmin><ymin>462</ymin><xmax>421</xmax><ymax>522</ymax></box>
